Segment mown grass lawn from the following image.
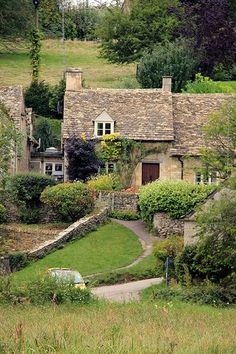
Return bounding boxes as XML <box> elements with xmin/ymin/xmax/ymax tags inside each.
<box><xmin>0</xmin><ymin>40</ymin><xmax>136</xmax><ymax>88</ymax></box>
<box><xmin>0</xmin><ymin>301</ymin><xmax>235</xmax><ymax>353</ymax></box>
<box><xmin>12</xmin><ymin>221</ymin><xmax>142</xmax><ymax>284</ymax></box>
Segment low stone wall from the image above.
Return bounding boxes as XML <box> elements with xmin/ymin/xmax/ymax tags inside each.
<box><xmin>0</xmin><ymin>256</ymin><xmax>11</xmax><ymax>276</ymax></box>
<box><xmin>153</xmin><ymin>213</ymin><xmax>184</xmax><ymax>238</ymax></box>
<box><xmin>28</xmin><ymin>206</ymin><xmax>110</xmax><ymax>260</ymax></box>
<box><xmin>97</xmin><ymin>191</ymin><xmax>139</xmax><ymax>212</ymax></box>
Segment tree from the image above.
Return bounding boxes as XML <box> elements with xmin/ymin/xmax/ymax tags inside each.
<box><xmin>0</xmin><ymin>104</ymin><xmax>22</xmax><ymax>177</ymax></box>
<box><xmin>97</xmin><ymin>0</ymin><xmax>180</xmax><ymax>63</ymax></box>
<box><xmin>177</xmin><ymin>0</ymin><xmax>236</xmax><ymax>77</ymax></box>
<box><xmin>34</xmin><ymin>118</ymin><xmax>54</xmax><ymax>152</ymax></box>
<box><xmin>65</xmin><ymin>136</ymin><xmax>101</xmax><ymax>181</ymax></box>
<box><xmin>200</xmin><ymin>98</ymin><xmax>236</xmax><ymax>178</ymax></box>
<box><xmin>136</xmin><ymin>40</ymin><xmax>197</xmax><ymax>92</ymax></box>
<box><xmin>25</xmin><ymin>81</ymin><xmax>52</xmax><ymax>117</ymax></box>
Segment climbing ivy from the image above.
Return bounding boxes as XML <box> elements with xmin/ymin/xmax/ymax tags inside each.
<box><xmin>29</xmin><ymin>28</ymin><xmax>43</xmax><ymax>82</ymax></box>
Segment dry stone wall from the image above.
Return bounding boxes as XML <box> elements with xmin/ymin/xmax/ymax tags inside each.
<box><xmin>97</xmin><ymin>191</ymin><xmax>139</xmax><ymax>212</ymax></box>
<box><xmin>153</xmin><ymin>213</ymin><xmax>184</xmax><ymax>238</ymax></box>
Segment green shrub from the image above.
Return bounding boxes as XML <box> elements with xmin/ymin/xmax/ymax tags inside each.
<box><xmin>184</xmin><ymin>73</ymin><xmax>231</xmax><ymax>93</ymax></box>
<box><xmin>139</xmin><ymin>180</ymin><xmax>214</xmax><ymax>228</ymax></box>
<box><xmin>0</xmin><ymin>276</ymin><xmax>92</xmax><ymax>305</ymax></box>
<box><xmin>151</xmin><ymin>283</ymin><xmax>236</xmax><ymax>307</ymax></box>
<box><xmin>0</xmin><ymin>204</ymin><xmax>6</xmax><ymax>223</ymax></box>
<box><xmin>3</xmin><ymin>173</ymin><xmax>56</xmax><ymax>223</ymax></box>
<box><xmin>8</xmin><ymin>252</ymin><xmax>28</xmax><ymax>272</ymax></box>
<box><xmin>110</xmin><ymin>209</ymin><xmax>140</xmax><ymax>220</ymax></box>
<box><xmin>87</xmin><ymin>174</ymin><xmax>122</xmax><ymax>191</ymax></box>
<box><xmin>25</xmin><ymin>81</ymin><xmax>52</xmax><ymax>116</ymax></box>
<box><xmin>41</xmin><ymin>182</ymin><xmax>94</xmax><ymax>222</ymax></box>
<box><xmin>154</xmin><ymin>236</ymin><xmax>184</xmax><ymax>278</ymax></box>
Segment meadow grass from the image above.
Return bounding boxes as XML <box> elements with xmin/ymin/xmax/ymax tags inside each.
<box><xmin>12</xmin><ymin>221</ymin><xmax>142</xmax><ymax>284</ymax></box>
<box><xmin>0</xmin><ymin>39</ymin><xmax>136</xmax><ymax>88</ymax></box>
<box><xmin>0</xmin><ymin>301</ymin><xmax>235</xmax><ymax>353</ymax></box>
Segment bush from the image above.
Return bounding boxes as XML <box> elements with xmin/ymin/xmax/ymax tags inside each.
<box><xmin>137</xmin><ymin>40</ymin><xmax>197</xmax><ymax>92</ymax></box>
<box><xmin>3</xmin><ymin>173</ymin><xmax>56</xmax><ymax>223</ymax></box>
<box><xmin>0</xmin><ymin>204</ymin><xmax>6</xmax><ymax>223</ymax></box>
<box><xmin>110</xmin><ymin>209</ymin><xmax>140</xmax><ymax>220</ymax></box>
<box><xmin>41</xmin><ymin>182</ymin><xmax>94</xmax><ymax>222</ymax></box>
<box><xmin>152</xmin><ymin>283</ymin><xmax>236</xmax><ymax>307</ymax></box>
<box><xmin>87</xmin><ymin>174</ymin><xmax>122</xmax><ymax>192</ymax></box>
<box><xmin>154</xmin><ymin>236</ymin><xmax>184</xmax><ymax>278</ymax></box>
<box><xmin>0</xmin><ymin>276</ymin><xmax>92</xmax><ymax>305</ymax></box>
<box><xmin>8</xmin><ymin>252</ymin><xmax>28</xmax><ymax>272</ymax></box>
<box><xmin>139</xmin><ymin>180</ymin><xmax>214</xmax><ymax>228</ymax></box>
<box><xmin>25</xmin><ymin>81</ymin><xmax>52</xmax><ymax>116</ymax></box>
<box><xmin>184</xmin><ymin>73</ymin><xmax>231</xmax><ymax>93</ymax></box>
<box><xmin>176</xmin><ymin>193</ymin><xmax>236</xmax><ymax>286</ymax></box>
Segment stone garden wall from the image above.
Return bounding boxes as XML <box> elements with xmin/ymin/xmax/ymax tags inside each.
<box><xmin>97</xmin><ymin>191</ymin><xmax>139</xmax><ymax>212</ymax></box>
<box><xmin>153</xmin><ymin>213</ymin><xmax>184</xmax><ymax>238</ymax></box>
<box><xmin>0</xmin><ymin>256</ymin><xmax>11</xmax><ymax>276</ymax></box>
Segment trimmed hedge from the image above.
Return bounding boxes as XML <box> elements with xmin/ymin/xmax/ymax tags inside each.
<box><xmin>139</xmin><ymin>180</ymin><xmax>214</xmax><ymax>227</ymax></box>
<box><xmin>41</xmin><ymin>182</ymin><xmax>94</xmax><ymax>222</ymax></box>
<box><xmin>87</xmin><ymin>174</ymin><xmax>122</xmax><ymax>192</ymax></box>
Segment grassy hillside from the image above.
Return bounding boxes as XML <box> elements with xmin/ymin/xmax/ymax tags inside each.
<box><xmin>0</xmin><ymin>40</ymin><xmax>137</xmax><ymax>88</ymax></box>
<box><xmin>0</xmin><ymin>301</ymin><xmax>235</xmax><ymax>353</ymax></box>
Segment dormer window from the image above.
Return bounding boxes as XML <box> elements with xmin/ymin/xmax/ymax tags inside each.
<box><xmin>94</xmin><ymin>111</ymin><xmax>114</xmax><ymax>137</ymax></box>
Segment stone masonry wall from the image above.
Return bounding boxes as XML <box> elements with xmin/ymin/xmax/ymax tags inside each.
<box><xmin>97</xmin><ymin>191</ymin><xmax>139</xmax><ymax>212</ymax></box>
<box><xmin>0</xmin><ymin>256</ymin><xmax>11</xmax><ymax>276</ymax></box>
<box><xmin>153</xmin><ymin>213</ymin><xmax>184</xmax><ymax>238</ymax></box>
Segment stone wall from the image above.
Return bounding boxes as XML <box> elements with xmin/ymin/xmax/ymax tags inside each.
<box><xmin>97</xmin><ymin>191</ymin><xmax>139</xmax><ymax>212</ymax></box>
<box><xmin>153</xmin><ymin>213</ymin><xmax>184</xmax><ymax>238</ymax></box>
<box><xmin>28</xmin><ymin>207</ymin><xmax>109</xmax><ymax>260</ymax></box>
<box><xmin>0</xmin><ymin>256</ymin><xmax>11</xmax><ymax>276</ymax></box>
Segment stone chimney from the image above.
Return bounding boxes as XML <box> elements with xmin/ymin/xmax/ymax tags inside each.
<box><xmin>66</xmin><ymin>68</ymin><xmax>83</xmax><ymax>91</ymax></box>
<box><xmin>162</xmin><ymin>76</ymin><xmax>172</xmax><ymax>92</ymax></box>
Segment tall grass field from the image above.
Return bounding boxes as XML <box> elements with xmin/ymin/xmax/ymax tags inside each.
<box><xmin>0</xmin><ymin>301</ymin><xmax>235</xmax><ymax>353</ymax></box>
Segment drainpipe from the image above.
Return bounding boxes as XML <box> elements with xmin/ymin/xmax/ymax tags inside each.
<box><xmin>177</xmin><ymin>156</ymin><xmax>184</xmax><ymax>180</ymax></box>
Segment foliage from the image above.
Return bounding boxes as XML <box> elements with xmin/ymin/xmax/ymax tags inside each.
<box><xmin>3</xmin><ymin>173</ymin><xmax>56</xmax><ymax>223</ymax></box>
<box><xmin>184</xmin><ymin>73</ymin><xmax>231</xmax><ymax>93</ymax></box>
<box><xmin>176</xmin><ymin>193</ymin><xmax>236</xmax><ymax>286</ymax></box>
<box><xmin>97</xmin><ymin>0</ymin><xmax>180</xmax><ymax>63</ymax></box>
<box><xmin>0</xmin><ymin>0</ymin><xmax>33</xmax><ymax>44</ymax></box>
<box><xmin>150</xmin><ymin>283</ymin><xmax>236</xmax><ymax>307</ymax></box>
<box><xmin>33</xmin><ymin>118</ymin><xmax>54</xmax><ymax>152</ymax></box>
<box><xmin>200</xmin><ymin>98</ymin><xmax>236</xmax><ymax>178</ymax></box>
<box><xmin>0</xmin><ymin>204</ymin><xmax>6</xmax><ymax>224</ymax></box>
<box><xmin>29</xmin><ymin>28</ymin><xmax>43</xmax><ymax>82</ymax></box>
<box><xmin>0</xmin><ymin>103</ymin><xmax>22</xmax><ymax>178</ymax></box>
<box><xmin>139</xmin><ymin>180</ymin><xmax>214</xmax><ymax>228</ymax></box>
<box><xmin>0</xmin><ymin>276</ymin><xmax>92</xmax><ymax>305</ymax></box>
<box><xmin>25</xmin><ymin>81</ymin><xmax>52</xmax><ymax>116</ymax></box>
<box><xmin>177</xmin><ymin>0</ymin><xmax>236</xmax><ymax>77</ymax></box>
<box><xmin>8</xmin><ymin>252</ymin><xmax>28</xmax><ymax>272</ymax></box>
<box><xmin>153</xmin><ymin>236</ymin><xmax>184</xmax><ymax>277</ymax></box>
<box><xmin>72</xmin><ymin>5</ymin><xmax>101</xmax><ymax>41</ymax></box>
<box><xmin>40</xmin><ymin>182</ymin><xmax>94</xmax><ymax>222</ymax></box>
<box><xmin>100</xmin><ymin>134</ymin><xmax>162</xmax><ymax>188</ymax></box>
<box><xmin>137</xmin><ymin>40</ymin><xmax>197</xmax><ymax>92</ymax></box>
<box><xmin>65</xmin><ymin>136</ymin><xmax>101</xmax><ymax>182</ymax></box>
<box><xmin>87</xmin><ymin>174</ymin><xmax>122</xmax><ymax>191</ymax></box>
<box><xmin>110</xmin><ymin>209</ymin><xmax>140</xmax><ymax>220</ymax></box>
<box><xmin>49</xmin><ymin>78</ymin><xmax>66</xmax><ymax>117</ymax></box>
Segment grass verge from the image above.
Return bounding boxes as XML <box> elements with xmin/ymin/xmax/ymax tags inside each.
<box><xmin>12</xmin><ymin>221</ymin><xmax>142</xmax><ymax>284</ymax></box>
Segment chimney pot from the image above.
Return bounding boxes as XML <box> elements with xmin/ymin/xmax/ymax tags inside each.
<box><xmin>162</xmin><ymin>76</ymin><xmax>172</xmax><ymax>92</ymax></box>
<box><xmin>66</xmin><ymin>68</ymin><xmax>83</xmax><ymax>92</ymax></box>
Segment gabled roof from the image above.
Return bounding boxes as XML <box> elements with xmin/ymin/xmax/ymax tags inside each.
<box><xmin>63</xmin><ymin>89</ymin><xmax>175</xmax><ymax>141</ymax></box>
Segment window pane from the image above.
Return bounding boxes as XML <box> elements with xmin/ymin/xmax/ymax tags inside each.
<box><xmin>55</xmin><ymin>164</ymin><xmax>62</xmax><ymax>172</ymax></box>
<box><xmin>105</xmin><ymin>123</ymin><xmax>111</xmax><ymax>135</ymax></box>
<box><xmin>195</xmin><ymin>173</ymin><xmax>202</xmax><ymax>184</ymax></box>
<box><xmin>108</xmin><ymin>163</ymin><xmax>115</xmax><ymax>173</ymax></box>
<box><xmin>97</xmin><ymin>123</ymin><xmax>103</xmax><ymax>136</ymax></box>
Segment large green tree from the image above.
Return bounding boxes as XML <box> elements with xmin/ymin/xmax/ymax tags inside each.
<box><xmin>97</xmin><ymin>0</ymin><xmax>180</xmax><ymax>63</ymax></box>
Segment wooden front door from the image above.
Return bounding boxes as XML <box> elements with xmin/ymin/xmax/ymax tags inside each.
<box><xmin>142</xmin><ymin>163</ymin><xmax>160</xmax><ymax>185</ymax></box>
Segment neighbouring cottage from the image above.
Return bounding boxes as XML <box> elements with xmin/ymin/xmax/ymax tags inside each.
<box><xmin>63</xmin><ymin>68</ymin><xmax>232</xmax><ymax>186</ymax></box>
<box><xmin>0</xmin><ymin>86</ymin><xmax>33</xmax><ymax>174</ymax></box>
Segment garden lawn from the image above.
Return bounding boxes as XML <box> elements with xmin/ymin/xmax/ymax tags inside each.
<box><xmin>0</xmin><ymin>301</ymin><xmax>235</xmax><ymax>353</ymax></box>
<box><xmin>12</xmin><ymin>221</ymin><xmax>142</xmax><ymax>284</ymax></box>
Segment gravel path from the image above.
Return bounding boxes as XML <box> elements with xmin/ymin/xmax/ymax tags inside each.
<box><xmin>92</xmin><ymin>277</ymin><xmax>162</xmax><ymax>302</ymax></box>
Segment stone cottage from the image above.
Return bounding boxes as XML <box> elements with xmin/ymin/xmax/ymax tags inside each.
<box><xmin>62</xmin><ymin>68</ymin><xmax>231</xmax><ymax>186</ymax></box>
<box><xmin>0</xmin><ymin>86</ymin><xmax>33</xmax><ymax>174</ymax></box>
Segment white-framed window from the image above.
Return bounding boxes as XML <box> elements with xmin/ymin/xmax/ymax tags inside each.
<box><xmin>106</xmin><ymin>162</ymin><xmax>116</xmax><ymax>174</ymax></box>
<box><xmin>45</xmin><ymin>162</ymin><xmax>64</xmax><ymax>180</ymax></box>
<box><xmin>195</xmin><ymin>172</ymin><xmax>217</xmax><ymax>185</ymax></box>
<box><xmin>94</xmin><ymin>111</ymin><xmax>114</xmax><ymax>137</ymax></box>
